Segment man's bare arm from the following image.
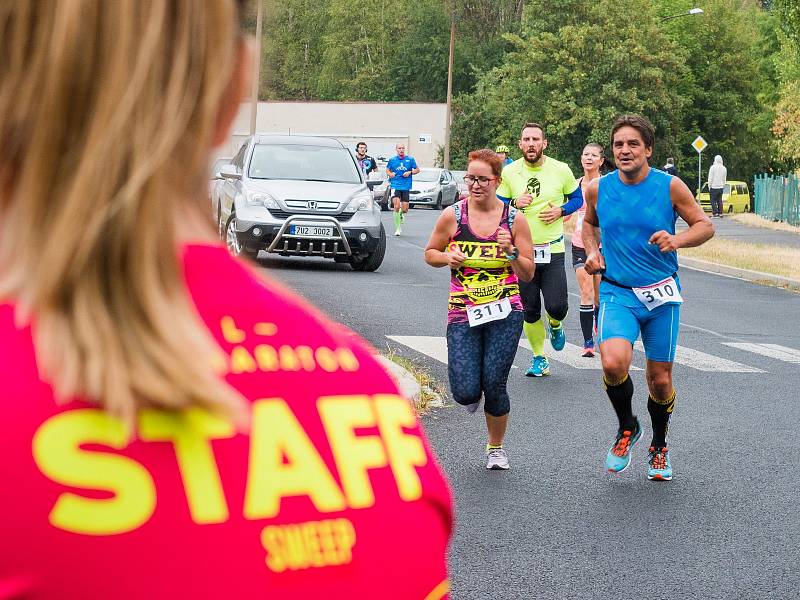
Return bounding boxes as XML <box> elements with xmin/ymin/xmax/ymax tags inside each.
<box><xmin>649</xmin><ymin>178</ymin><xmax>714</xmax><ymax>253</ymax></box>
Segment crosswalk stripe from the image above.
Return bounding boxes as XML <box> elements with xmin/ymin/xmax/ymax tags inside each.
<box><xmin>517</xmin><ymin>338</ymin><xmax>643</xmax><ymax>371</ymax></box>
<box><xmin>387</xmin><ymin>336</ymin><xmax>449</xmax><ymax>364</ymax></box>
<box><xmin>634</xmin><ymin>342</ymin><xmax>764</xmax><ymax>373</ymax></box>
<box><xmin>388</xmin><ymin>335</ymin><xmax>644</xmax><ymax>371</ymax></box>
<box><xmin>387</xmin><ymin>336</ymin><xmax>767</xmax><ymax>374</ymax></box>
<box><xmin>722</xmin><ymin>343</ymin><xmax>800</xmax><ymax>364</ymax></box>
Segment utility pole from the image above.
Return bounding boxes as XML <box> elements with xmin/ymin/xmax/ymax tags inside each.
<box><xmin>443</xmin><ymin>0</ymin><xmax>455</xmax><ymax>169</ymax></box>
<box><xmin>249</xmin><ymin>0</ymin><xmax>264</xmax><ymax>136</ymax></box>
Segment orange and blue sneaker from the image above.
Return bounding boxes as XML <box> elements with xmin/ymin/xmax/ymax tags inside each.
<box><xmin>605</xmin><ymin>418</ymin><xmax>642</xmax><ymax>473</ymax></box>
<box><xmin>647</xmin><ymin>446</ymin><xmax>673</xmax><ymax>481</ymax></box>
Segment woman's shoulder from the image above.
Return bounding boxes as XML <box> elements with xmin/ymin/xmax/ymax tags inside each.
<box><xmin>181</xmin><ymin>243</ymin><xmax>384</xmax><ymax>370</ymax></box>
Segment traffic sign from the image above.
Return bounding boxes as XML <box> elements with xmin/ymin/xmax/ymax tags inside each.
<box><xmin>692</xmin><ymin>136</ymin><xmax>707</xmax><ymax>153</ymax></box>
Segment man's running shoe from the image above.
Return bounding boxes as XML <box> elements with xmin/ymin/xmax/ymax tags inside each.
<box><xmin>605</xmin><ymin>418</ymin><xmax>642</xmax><ymax>473</ymax></box>
<box><xmin>582</xmin><ymin>340</ymin><xmax>595</xmax><ymax>358</ymax></box>
<box><xmin>549</xmin><ymin>322</ymin><xmax>565</xmax><ymax>351</ymax></box>
<box><xmin>486</xmin><ymin>447</ymin><xmax>510</xmax><ymax>470</ymax></box>
<box><xmin>394</xmin><ymin>226</ymin><xmax>401</xmax><ymax>236</ymax></box>
<box><xmin>526</xmin><ymin>355</ymin><xmax>550</xmax><ymax>377</ymax></box>
<box><xmin>647</xmin><ymin>446</ymin><xmax>673</xmax><ymax>481</ymax></box>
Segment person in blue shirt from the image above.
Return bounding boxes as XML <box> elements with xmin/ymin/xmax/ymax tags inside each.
<box><xmin>582</xmin><ymin>114</ymin><xmax>714</xmax><ymax>482</ymax></box>
<box><xmin>386</xmin><ymin>143</ymin><xmax>419</xmax><ymax>236</ymax></box>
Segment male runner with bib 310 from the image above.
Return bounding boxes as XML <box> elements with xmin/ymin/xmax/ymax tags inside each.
<box><xmin>582</xmin><ymin>115</ymin><xmax>714</xmax><ymax>481</ymax></box>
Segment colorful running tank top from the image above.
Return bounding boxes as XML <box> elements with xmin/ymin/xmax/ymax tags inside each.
<box><xmin>447</xmin><ymin>200</ymin><xmax>523</xmax><ymax>324</ymax></box>
<box><xmin>596</xmin><ymin>168</ymin><xmax>678</xmax><ymax>287</ymax></box>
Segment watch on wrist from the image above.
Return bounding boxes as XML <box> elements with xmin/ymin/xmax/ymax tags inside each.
<box><xmin>505</xmin><ymin>246</ymin><xmax>519</xmax><ymax>261</ymax></box>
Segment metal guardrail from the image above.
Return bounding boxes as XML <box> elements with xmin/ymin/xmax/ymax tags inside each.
<box><xmin>754</xmin><ymin>173</ymin><xmax>800</xmax><ymax>226</ymax></box>
<box><xmin>267</xmin><ymin>214</ymin><xmax>353</xmax><ymax>257</ymax></box>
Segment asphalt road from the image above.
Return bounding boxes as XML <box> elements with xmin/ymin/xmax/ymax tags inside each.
<box><xmin>255</xmin><ymin>208</ymin><xmax>800</xmax><ymax>600</ymax></box>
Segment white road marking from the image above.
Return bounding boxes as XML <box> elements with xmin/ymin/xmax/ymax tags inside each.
<box><xmin>633</xmin><ymin>342</ymin><xmax>764</xmax><ymax>373</ymax></box>
<box><xmin>388</xmin><ymin>334</ymin><xmax>644</xmax><ymax>371</ymax></box>
<box><xmin>387</xmin><ymin>336</ymin><xmax>449</xmax><ymax>364</ymax></box>
<box><xmin>722</xmin><ymin>343</ymin><xmax>800</xmax><ymax>364</ymax></box>
<box><xmin>569</xmin><ymin>291</ymin><xmax>753</xmax><ymax>343</ymax></box>
<box><xmin>517</xmin><ymin>338</ymin><xmax>646</xmax><ymax>370</ymax></box>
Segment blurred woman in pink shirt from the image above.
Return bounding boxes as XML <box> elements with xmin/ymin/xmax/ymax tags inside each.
<box><xmin>570</xmin><ymin>143</ymin><xmax>606</xmax><ymax>357</ymax></box>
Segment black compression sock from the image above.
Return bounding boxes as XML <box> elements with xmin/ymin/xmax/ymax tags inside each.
<box><xmin>648</xmin><ymin>391</ymin><xmax>676</xmax><ymax>448</ymax></box>
<box><xmin>603</xmin><ymin>374</ymin><xmax>635</xmax><ymax>431</ymax></box>
<box><xmin>594</xmin><ymin>305</ymin><xmax>599</xmax><ymax>327</ymax></box>
<box><xmin>579</xmin><ymin>304</ymin><xmax>595</xmax><ymax>343</ymax></box>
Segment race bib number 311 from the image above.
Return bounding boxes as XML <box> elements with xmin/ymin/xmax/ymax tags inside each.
<box><xmin>467</xmin><ymin>298</ymin><xmax>513</xmax><ymax>327</ymax></box>
<box><xmin>533</xmin><ymin>244</ymin><xmax>551</xmax><ymax>264</ymax></box>
<box><xmin>632</xmin><ymin>276</ymin><xmax>683</xmax><ymax>311</ymax></box>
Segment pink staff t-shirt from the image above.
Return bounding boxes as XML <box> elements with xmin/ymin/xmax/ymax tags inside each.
<box><xmin>0</xmin><ymin>244</ymin><xmax>452</xmax><ymax>599</ymax></box>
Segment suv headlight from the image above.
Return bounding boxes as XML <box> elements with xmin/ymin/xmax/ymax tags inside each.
<box><xmin>345</xmin><ymin>193</ymin><xmax>373</xmax><ymax>212</ymax></box>
<box><xmin>245</xmin><ymin>192</ymin><xmax>279</xmax><ymax>209</ymax></box>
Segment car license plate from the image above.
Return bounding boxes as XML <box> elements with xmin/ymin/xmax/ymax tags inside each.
<box><xmin>290</xmin><ymin>225</ymin><xmax>334</xmax><ymax>237</ymax></box>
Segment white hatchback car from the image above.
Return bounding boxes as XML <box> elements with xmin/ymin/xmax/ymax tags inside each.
<box><xmin>408</xmin><ymin>168</ymin><xmax>460</xmax><ymax>209</ymax></box>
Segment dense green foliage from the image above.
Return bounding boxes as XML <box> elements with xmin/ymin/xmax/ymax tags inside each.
<box><xmin>772</xmin><ymin>0</ymin><xmax>800</xmax><ymax>163</ymax></box>
<box><xmin>249</xmin><ymin>0</ymin><xmax>797</xmax><ymax>178</ymax></box>
<box><xmin>258</xmin><ymin>0</ymin><xmax>523</xmax><ymax>102</ymax></box>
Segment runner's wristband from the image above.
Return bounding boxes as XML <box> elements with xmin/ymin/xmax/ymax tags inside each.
<box><xmin>505</xmin><ymin>247</ymin><xmax>519</xmax><ymax>261</ymax></box>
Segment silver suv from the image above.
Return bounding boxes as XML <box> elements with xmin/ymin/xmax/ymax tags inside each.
<box><xmin>213</xmin><ymin>135</ymin><xmax>386</xmax><ymax>271</ymax></box>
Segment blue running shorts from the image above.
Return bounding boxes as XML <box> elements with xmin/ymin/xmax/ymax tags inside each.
<box><xmin>597</xmin><ymin>287</ymin><xmax>681</xmax><ymax>363</ymax></box>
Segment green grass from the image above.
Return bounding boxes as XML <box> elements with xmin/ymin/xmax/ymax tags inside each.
<box><xmin>681</xmin><ymin>238</ymin><xmax>800</xmax><ymax>280</ymax></box>
<box><xmin>382</xmin><ymin>351</ymin><xmax>445</xmax><ymax>416</ymax></box>
<box><xmin>729</xmin><ymin>213</ymin><xmax>800</xmax><ymax>234</ymax></box>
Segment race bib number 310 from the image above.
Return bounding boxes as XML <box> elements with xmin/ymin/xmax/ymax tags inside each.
<box><xmin>632</xmin><ymin>277</ymin><xmax>683</xmax><ymax>311</ymax></box>
<box><xmin>467</xmin><ymin>298</ymin><xmax>512</xmax><ymax>327</ymax></box>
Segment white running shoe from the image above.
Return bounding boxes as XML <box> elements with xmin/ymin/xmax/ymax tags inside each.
<box><xmin>486</xmin><ymin>447</ymin><xmax>510</xmax><ymax>470</ymax></box>
<box><xmin>394</xmin><ymin>227</ymin><xmax>401</xmax><ymax>236</ymax></box>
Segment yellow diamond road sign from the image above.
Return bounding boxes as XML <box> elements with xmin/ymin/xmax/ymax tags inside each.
<box><xmin>692</xmin><ymin>136</ymin><xmax>707</xmax><ymax>153</ymax></box>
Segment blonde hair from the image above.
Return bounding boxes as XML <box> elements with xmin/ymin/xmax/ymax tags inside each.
<box><xmin>0</xmin><ymin>1</ymin><xmax>248</xmax><ymax>425</ymax></box>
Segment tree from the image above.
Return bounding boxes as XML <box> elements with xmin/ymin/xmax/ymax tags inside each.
<box><xmin>772</xmin><ymin>0</ymin><xmax>800</xmax><ymax>164</ymax></box>
<box><xmin>261</xmin><ymin>0</ymin><xmax>328</xmax><ymax>100</ymax></box>
<box><xmin>449</xmin><ymin>0</ymin><xmax>689</xmax><ymax>171</ymax></box>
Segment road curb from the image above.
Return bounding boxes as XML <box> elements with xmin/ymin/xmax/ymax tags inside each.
<box><xmin>376</xmin><ymin>355</ymin><xmax>444</xmax><ymax>408</ymax></box>
<box><xmin>679</xmin><ymin>256</ymin><xmax>800</xmax><ymax>287</ymax></box>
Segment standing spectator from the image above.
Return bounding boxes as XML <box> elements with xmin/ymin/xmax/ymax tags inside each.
<box><xmin>663</xmin><ymin>157</ymin><xmax>678</xmax><ymax>177</ymax></box>
<box><xmin>0</xmin><ymin>1</ymin><xmax>453</xmax><ymax>597</ymax></box>
<box><xmin>708</xmin><ymin>155</ymin><xmax>727</xmax><ymax>218</ymax></box>
<box><xmin>355</xmin><ymin>142</ymin><xmax>377</xmax><ymax>178</ymax></box>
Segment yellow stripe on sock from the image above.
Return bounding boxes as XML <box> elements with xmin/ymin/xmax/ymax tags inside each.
<box><xmin>603</xmin><ymin>373</ymin><xmax>629</xmax><ymax>388</ymax></box>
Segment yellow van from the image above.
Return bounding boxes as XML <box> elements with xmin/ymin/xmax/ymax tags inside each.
<box><xmin>696</xmin><ymin>180</ymin><xmax>751</xmax><ymax>214</ymax></box>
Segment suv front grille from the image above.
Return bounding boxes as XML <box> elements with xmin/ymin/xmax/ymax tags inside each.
<box><xmin>267</xmin><ymin>209</ymin><xmax>355</xmax><ymax>222</ymax></box>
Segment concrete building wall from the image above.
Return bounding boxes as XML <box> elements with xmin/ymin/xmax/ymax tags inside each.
<box><xmin>224</xmin><ymin>101</ymin><xmax>447</xmax><ymax>168</ymax></box>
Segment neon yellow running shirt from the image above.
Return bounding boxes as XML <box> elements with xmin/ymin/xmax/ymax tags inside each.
<box><xmin>496</xmin><ymin>156</ymin><xmax>578</xmax><ymax>253</ymax></box>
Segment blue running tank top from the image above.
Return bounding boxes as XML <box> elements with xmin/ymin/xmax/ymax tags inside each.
<box><xmin>596</xmin><ymin>168</ymin><xmax>678</xmax><ymax>288</ymax></box>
